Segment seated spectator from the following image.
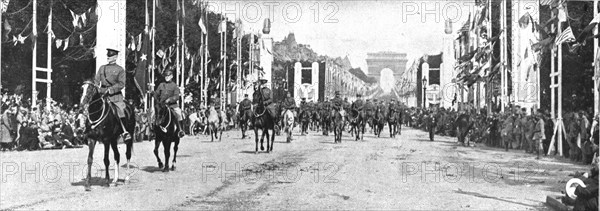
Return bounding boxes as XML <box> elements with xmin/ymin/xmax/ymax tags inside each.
<box><xmin>16</xmin><ymin>121</ymin><xmax>40</xmax><ymax>151</ymax></box>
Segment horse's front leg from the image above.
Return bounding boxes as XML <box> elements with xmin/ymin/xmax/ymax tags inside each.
<box><xmin>110</xmin><ymin>141</ymin><xmax>121</xmax><ymax>186</ymax></box>
<box><xmin>103</xmin><ymin>142</ymin><xmax>111</xmax><ymax>186</ymax></box>
<box><xmin>85</xmin><ymin>139</ymin><xmax>97</xmax><ymax>191</ymax></box>
<box><xmin>154</xmin><ymin>138</ymin><xmax>163</xmax><ymax>169</ymax></box>
<box><xmin>172</xmin><ymin>138</ymin><xmax>179</xmax><ymax>171</ymax></box>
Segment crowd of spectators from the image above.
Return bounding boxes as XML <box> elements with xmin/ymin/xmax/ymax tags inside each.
<box><xmin>1</xmin><ymin>92</ymin><xmax>86</xmax><ymax>151</ymax></box>
<box><xmin>406</xmin><ymin>104</ymin><xmax>599</xmax><ymax>164</ymax></box>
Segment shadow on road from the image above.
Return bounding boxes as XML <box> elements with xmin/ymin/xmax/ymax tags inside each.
<box><xmin>70</xmin><ymin>177</ymin><xmax>123</xmax><ymax>187</ymax></box>
<box><xmin>141</xmin><ymin>166</ymin><xmax>164</xmax><ymax>173</ymax></box>
<box><xmin>453</xmin><ymin>188</ymin><xmax>541</xmax><ymax>208</ymax></box>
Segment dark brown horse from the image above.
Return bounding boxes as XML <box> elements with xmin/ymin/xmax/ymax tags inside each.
<box><xmin>153</xmin><ymin>104</ymin><xmax>180</xmax><ymax>172</ymax></box>
<box><xmin>374</xmin><ymin>107</ymin><xmax>386</xmax><ymax>138</ymax></box>
<box><xmin>239</xmin><ymin>107</ymin><xmax>254</xmax><ymax>139</ymax></box>
<box><xmin>252</xmin><ymin>90</ymin><xmax>277</xmax><ymax>153</ymax></box>
<box><xmin>79</xmin><ymin>81</ymin><xmax>135</xmax><ymax>191</ymax></box>
<box><xmin>333</xmin><ymin>110</ymin><xmax>344</xmax><ymax>143</ymax></box>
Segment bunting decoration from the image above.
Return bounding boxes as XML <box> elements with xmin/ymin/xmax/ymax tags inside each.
<box><xmin>555</xmin><ymin>26</ymin><xmax>575</xmax><ymax>46</ymax></box>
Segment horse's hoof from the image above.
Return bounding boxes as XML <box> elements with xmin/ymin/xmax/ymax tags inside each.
<box><xmin>171</xmin><ymin>166</ymin><xmax>176</xmax><ymax>171</ymax></box>
<box><xmin>84</xmin><ymin>185</ymin><xmax>92</xmax><ymax>191</ymax></box>
<box><xmin>260</xmin><ymin>146</ymin><xmax>265</xmax><ymax>151</ymax></box>
<box><xmin>162</xmin><ymin>167</ymin><xmax>170</xmax><ymax>172</ymax></box>
<box><xmin>158</xmin><ymin>163</ymin><xmax>164</xmax><ymax>169</ymax></box>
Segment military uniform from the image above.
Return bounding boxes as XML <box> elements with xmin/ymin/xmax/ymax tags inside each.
<box><xmin>154</xmin><ymin>70</ymin><xmax>185</xmax><ymax>137</ymax></box>
<box><xmin>95</xmin><ymin>63</ymin><xmax>126</xmax><ymax>117</ymax></box>
<box><xmin>94</xmin><ymin>48</ymin><xmax>131</xmax><ymax>141</ymax></box>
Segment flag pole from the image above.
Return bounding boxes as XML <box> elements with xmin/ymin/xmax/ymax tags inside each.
<box><xmin>144</xmin><ymin>0</ymin><xmax>148</xmax><ymax>113</ymax></box>
<box><xmin>181</xmin><ymin>0</ymin><xmax>185</xmax><ymax>110</ymax></box>
<box><xmin>204</xmin><ymin>7</ymin><xmax>208</xmax><ymax>108</ymax></box>
<box><xmin>151</xmin><ymin>0</ymin><xmax>156</xmax><ymax>113</ymax></box>
<box><xmin>46</xmin><ymin>0</ymin><xmax>52</xmax><ymax>109</ymax></box>
<box><xmin>32</xmin><ymin>0</ymin><xmax>37</xmax><ymax>108</ymax></box>
<box><xmin>594</xmin><ymin>0</ymin><xmax>599</xmax><ymax>117</ymax></box>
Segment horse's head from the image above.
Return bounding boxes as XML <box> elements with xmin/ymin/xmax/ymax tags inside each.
<box><xmin>80</xmin><ymin>80</ymin><xmax>99</xmax><ymax>107</ymax></box>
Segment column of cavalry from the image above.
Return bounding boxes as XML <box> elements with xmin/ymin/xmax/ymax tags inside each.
<box><xmin>77</xmin><ymin>51</ymin><xmax>408</xmax><ymax>191</ymax></box>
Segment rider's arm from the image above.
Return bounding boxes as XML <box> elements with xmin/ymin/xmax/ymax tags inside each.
<box><xmin>168</xmin><ymin>84</ymin><xmax>180</xmax><ymax>103</ymax></box>
<box><xmin>108</xmin><ymin>69</ymin><xmax>126</xmax><ymax>94</ymax></box>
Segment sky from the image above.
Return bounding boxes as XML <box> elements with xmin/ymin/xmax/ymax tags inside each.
<box><xmin>209</xmin><ymin>0</ymin><xmax>475</xmax><ymax>73</ymax></box>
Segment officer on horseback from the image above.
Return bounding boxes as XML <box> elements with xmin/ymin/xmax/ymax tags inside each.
<box><xmin>94</xmin><ymin>48</ymin><xmax>131</xmax><ymax>142</ymax></box>
<box><xmin>351</xmin><ymin>94</ymin><xmax>364</xmax><ymax>120</ymax></box>
<box><xmin>281</xmin><ymin>92</ymin><xmax>296</xmax><ymax>118</ymax></box>
<box><xmin>153</xmin><ymin>69</ymin><xmax>185</xmax><ymax>138</ymax></box>
<box><xmin>331</xmin><ymin>91</ymin><xmax>344</xmax><ymax>117</ymax></box>
<box><xmin>253</xmin><ymin>79</ymin><xmax>276</xmax><ymax>117</ymax></box>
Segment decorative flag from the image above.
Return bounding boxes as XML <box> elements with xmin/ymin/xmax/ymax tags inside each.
<box><xmin>63</xmin><ymin>37</ymin><xmax>69</xmax><ymax>51</ymax></box>
<box><xmin>217</xmin><ymin>20</ymin><xmax>226</xmax><ymax>33</ymax></box>
<box><xmin>459</xmin><ymin>13</ymin><xmax>471</xmax><ymax>33</ymax></box>
<box><xmin>557</xmin><ymin>4</ymin><xmax>567</xmax><ymax>22</ymax></box>
<box><xmin>0</xmin><ymin>0</ymin><xmax>9</xmax><ymax>13</ymax></box>
<box><xmin>519</xmin><ymin>12</ymin><xmax>531</xmax><ymax>29</ymax></box>
<box><xmin>555</xmin><ymin>26</ymin><xmax>575</xmax><ymax>46</ymax></box>
<box><xmin>234</xmin><ymin>19</ymin><xmax>243</xmax><ymax>38</ymax></box>
<box><xmin>55</xmin><ymin>39</ymin><xmax>63</xmax><ymax>49</ymax></box>
<box><xmin>198</xmin><ymin>18</ymin><xmax>207</xmax><ymax>34</ymax></box>
<box><xmin>134</xmin><ymin>31</ymin><xmax>149</xmax><ymax>96</ymax></box>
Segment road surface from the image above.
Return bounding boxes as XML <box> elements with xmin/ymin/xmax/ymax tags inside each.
<box><xmin>0</xmin><ymin>126</ymin><xmax>588</xmax><ymax>210</ymax></box>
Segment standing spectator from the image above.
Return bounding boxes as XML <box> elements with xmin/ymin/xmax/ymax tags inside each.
<box><xmin>501</xmin><ymin>114</ymin><xmax>514</xmax><ymax>151</ymax></box>
<box><xmin>1</xmin><ymin>105</ymin><xmax>16</xmax><ymax>151</ymax></box>
<box><xmin>533</xmin><ymin>110</ymin><xmax>546</xmax><ymax>159</ymax></box>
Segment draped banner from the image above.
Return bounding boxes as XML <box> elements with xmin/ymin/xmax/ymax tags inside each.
<box><xmin>512</xmin><ymin>0</ymin><xmax>540</xmax><ymax>107</ymax></box>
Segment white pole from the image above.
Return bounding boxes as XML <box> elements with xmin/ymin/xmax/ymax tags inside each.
<box><xmin>151</xmin><ymin>0</ymin><xmax>156</xmax><ymax>112</ymax></box>
<box><xmin>204</xmin><ymin>8</ymin><xmax>208</xmax><ymax>108</ymax></box>
<box><xmin>144</xmin><ymin>0</ymin><xmax>148</xmax><ymax>112</ymax></box>
<box><xmin>32</xmin><ymin>0</ymin><xmax>37</xmax><ymax>109</ymax></box>
<box><xmin>500</xmin><ymin>0</ymin><xmax>505</xmax><ymax>113</ymax></box>
<box><xmin>0</xmin><ymin>5</ymin><xmax>2</xmax><ymax>96</ymax></box>
<box><xmin>594</xmin><ymin>0</ymin><xmax>599</xmax><ymax>116</ymax></box>
<box><xmin>224</xmin><ymin>18</ymin><xmax>228</xmax><ymax>109</ymax></box>
<box><xmin>46</xmin><ymin>0</ymin><xmax>52</xmax><ymax>109</ymax></box>
<box><xmin>181</xmin><ymin>0</ymin><xmax>185</xmax><ymax>110</ymax></box>
<box><xmin>176</xmin><ymin>0</ymin><xmax>180</xmax><ymax>88</ymax></box>
<box><xmin>558</xmin><ymin>19</ymin><xmax>564</xmax><ymax>156</ymax></box>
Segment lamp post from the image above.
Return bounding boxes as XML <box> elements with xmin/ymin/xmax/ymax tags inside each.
<box><xmin>422</xmin><ymin>77</ymin><xmax>427</xmax><ymax>108</ymax></box>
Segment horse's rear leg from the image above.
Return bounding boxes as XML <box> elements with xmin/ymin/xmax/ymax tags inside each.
<box><xmin>162</xmin><ymin>141</ymin><xmax>172</xmax><ymax>172</ymax></box>
<box><xmin>260</xmin><ymin>129</ymin><xmax>266</xmax><ymax>151</ymax></box>
<box><xmin>172</xmin><ymin>138</ymin><xmax>179</xmax><ymax>171</ymax></box>
<box><xmin>153</xmin><ymin>139</ymin><xmax>163</xmax><ymax>169</ymax></box>
<box><xmin>254</xmin><ymin>128</ymin><xmax>260</xmax><ymax>154</ymax></box>
<box><xmin>85</xmin><ymin>139</ymin><xmax>96</xmax><ymax>191</ymax></box>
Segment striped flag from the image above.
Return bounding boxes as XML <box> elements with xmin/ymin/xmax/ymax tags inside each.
<box><xmin>555</xmin><ymin>27</ymin><xmax>575</xmax><ymax>46</ymax></box>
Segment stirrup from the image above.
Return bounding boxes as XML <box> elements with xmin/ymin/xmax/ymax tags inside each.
<box><xmin>122</xmin><ymin>132</ymin><xmax>132</xmax><ymax>141</ymax></box>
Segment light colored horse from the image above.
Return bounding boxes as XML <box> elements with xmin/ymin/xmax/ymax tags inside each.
<box><xmin>207</xmin><ymin>106</ymin><xmax>225</xmax><ymax>142</ymax></box>
<box><xmin>283</xmin><ymin>109</ymin><xmax>295</xmax><ymax>142</ymax></box>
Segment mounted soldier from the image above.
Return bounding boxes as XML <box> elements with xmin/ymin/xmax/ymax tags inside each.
<box><xmin>251</xmin><ymin>78</ymin><xmax>277</xmax><ymax>153</ymax></box>
<box><xmin>152</xmin><ymin>69</ymin><xmax>185</xmax><ymax>138</ymax></box>
<box><xmin>281</xmin><ymin>92</ymin><xmax>296</xmax><ymax>119</ymax></box>
<box><xmin>94</xmin><ymin>48</ymin><xmax>132</xmax><ymax>142</ymax></box>
<box><xmin>351</xmin><ymin>94</ymin><xmax>365</xmax><ymax>121</ymax></box>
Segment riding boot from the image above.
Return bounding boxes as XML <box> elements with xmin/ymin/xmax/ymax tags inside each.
<box><xmin>120</xmin><ymin>118</ymin><xmax>132</xmax><ymax>142</ymax></box>
<box><xmin>178</xmin><ymin>121</ymin><xmax>185</xmax><ymax>138</ymax></box>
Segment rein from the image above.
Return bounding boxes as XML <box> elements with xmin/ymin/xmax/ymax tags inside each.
<box><xmin>159</xmin><ymin>107</ymin><xmax>172</xmax><ymax>133</ymax></box>
<box><xmin>87</xmin><ymin>98</ymin><xmax>109</xmax><ymax>130</ymax></box>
